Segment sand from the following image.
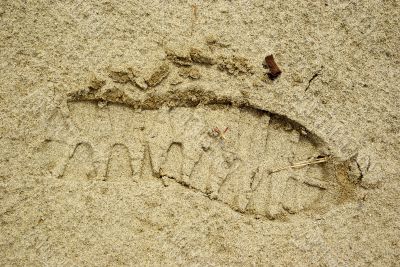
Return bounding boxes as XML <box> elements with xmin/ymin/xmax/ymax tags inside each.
<box><xmin>0</xmin><ymin>1</ymin><xmax>399</xmax><ymax>266</ymax></box>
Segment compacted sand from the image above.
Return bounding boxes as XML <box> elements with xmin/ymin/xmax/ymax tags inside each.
<box><xmin>0</xmin><ymin>1</ymin><xmax>399</xmax><ymax>266</ymax></box>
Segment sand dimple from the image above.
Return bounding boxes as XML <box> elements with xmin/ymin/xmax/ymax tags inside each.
<box><xmin>39</xmin><ymin>99</ymin><xmax>355</xmax><ymax>220</ymax></box>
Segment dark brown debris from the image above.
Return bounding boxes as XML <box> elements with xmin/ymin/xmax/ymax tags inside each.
<box><xmin>263</xmin><ymin>54</ymin><xmax>282</xmax><ymax>80</ymax></box>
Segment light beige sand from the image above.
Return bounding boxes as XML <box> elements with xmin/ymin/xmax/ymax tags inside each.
<box><xmin>1</xmin><ymin>1</ymin><xmax>399</xmax><ymax>266</ymax></box>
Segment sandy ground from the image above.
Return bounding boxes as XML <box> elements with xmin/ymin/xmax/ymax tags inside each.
<box><xmin>0</xmin><ymin>0</ymin><xmax>399</xmax><ymax>266</ymax></box>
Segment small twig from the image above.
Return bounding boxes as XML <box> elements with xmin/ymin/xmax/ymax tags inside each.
<box><xmin>270</xmin><ymin>156</ymin><xmax>331</xmax><ymax>174</ymax></box>
<box><xmin>305</xmin><ymin>67</ymin><xmax>323</xmax><ymax>91</ymax></box>
<box><xmin>191</xmin><ymin>4</ymin><xmax>198</xmax><ymax>36</ymax></box>
<box><xmin>210</xmin><ymin>127</ymin><xmax>229</xmax><ymax>140</ymax></box>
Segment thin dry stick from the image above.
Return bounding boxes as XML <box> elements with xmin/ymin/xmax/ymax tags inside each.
<box><xmin>191</xmin><ymin>4</ymin><xmax>198</xmax><ymax>36</ymax></box>
<box><xmin>271</xmin><ymin>156</ymin><xmax>331</xmax><ymax>174</ymax></box>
